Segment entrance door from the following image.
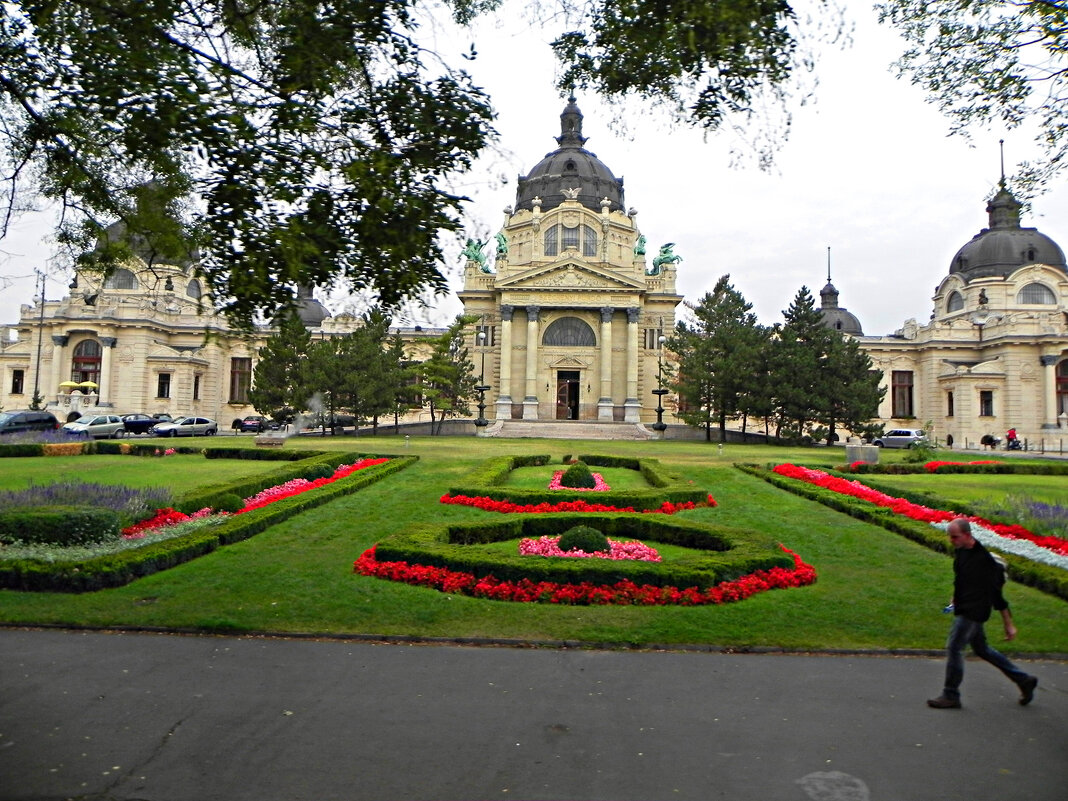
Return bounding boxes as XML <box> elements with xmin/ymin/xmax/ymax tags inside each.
<box><xmin>556</xmin><ymin>371</ymin><xmax>580</xmax><ymax>419</ymax></box>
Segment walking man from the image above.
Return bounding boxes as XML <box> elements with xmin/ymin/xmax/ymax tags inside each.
<box><xmin>928</xmin><ymin>518</ymin><xmax>1038</xmax><ymax>708</ymax></box>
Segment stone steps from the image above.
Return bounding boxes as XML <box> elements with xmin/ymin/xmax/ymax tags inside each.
<box><xmin>487</xmin><ymin>419</ymin><xmax>658</xmax><ymax>440</ymax></box>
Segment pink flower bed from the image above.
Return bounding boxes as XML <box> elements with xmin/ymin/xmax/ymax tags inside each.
<box><xmin>772</xmin><ymin>463</ymin><xmax>1068</xmax><ymax>557</ymax></box>
<box><xmin>519</xmin><ymin>535</ymin><xmax>661</xmax><ymax>561</ymax></box>
<box><xmin>354</xmin><ymin>544</ymin><xmax>816</xmax><ymax>606</ymax></box>
<box><xmin>548</xmin><ymin>471</ymin><xmax>610</xmax><ymax>491</ymax></box>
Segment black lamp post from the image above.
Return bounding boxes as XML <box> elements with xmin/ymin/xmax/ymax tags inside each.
<box><xmin>652</xmin><ymin>334</ymin><xmax>668</xmax><ymax>432</ymax></box>
<box><xmin>474</xmin><ymin>330</ymin><xmax>490</xmax><ymax>429</ymax></box>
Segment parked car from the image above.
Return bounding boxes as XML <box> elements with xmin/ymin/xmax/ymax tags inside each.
<box><xmin>122</xmin><ymin>413</ymin><xmax>159</xmax><ymax>435</ymax></box>
<box><xmin>150</xmin><ymin>416</ymin><xmax>218</xmax><ymax>437</ymax></box>
<box><xmin>240</xmin><ymin>415</ymin><xmax>271</xmax><ymax>433</ymax></box>
<box><xmin>872</xmin><ymin>428</ymin><xmax>927</xmax><ymax>448</ymax></box>
<box><xmin>62</xmin><ymin>414</ymin><xmax>126</xmax><ymax>439</ymax></box>
<box><xmin>0</xmin><ymin>409</ymin><xmax>60</xmax><ymax>436</ymax></box>
<box><xmin>151</xmin><ymin>413</ymin><xmax>173</xmax><ymax>423</ymax></box>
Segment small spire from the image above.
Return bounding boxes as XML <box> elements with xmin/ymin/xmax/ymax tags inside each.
<box><xmin>826</xmin><ymin>246</ymin><xmax>832</xmax><ymax>283</ymax></box>
<box><xmin>557</xmin><ymin>96</ymin><xmax>587</xmax><ymax>148</ymax></box>
<box><xmin>999</xmin><ymin>139</ymin><xmax>1006</xmax><ymax>189</ymax></box>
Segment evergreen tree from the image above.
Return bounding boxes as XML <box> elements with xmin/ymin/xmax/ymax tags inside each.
<box><xmin>773</xmin><ymin>286</ymin><xmax>835</xmax><ymax>441</ymax></box>
<box><xmin>248</xmin><ymin>310</ymin><xmax>313</xmax><ymax>424</ymax></box>
<box><xmin>419</xmin><ymin>315</ymin><xmax>478</xmax><ymax>435</ymax></box>
<box><xmin>822</xmin><ymin>333</ymin><xmax>885</xmax><ymax>445</ymax></box>
<box><xmin>669</xmin><ymin>276</ymin><xmax>766</xmax><ymax>442</ymax></box>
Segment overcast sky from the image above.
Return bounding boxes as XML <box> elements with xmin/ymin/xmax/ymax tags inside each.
<box><xmin>2</xmin><ymin>4</ymin><xmax>1066</xmax><ymax>337</ymax></box>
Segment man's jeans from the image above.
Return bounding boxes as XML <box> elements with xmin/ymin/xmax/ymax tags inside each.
<box><xmin>943</xmin><ymin>615</ymin><xmax>1030</xmax><ymax>699</ymax></box>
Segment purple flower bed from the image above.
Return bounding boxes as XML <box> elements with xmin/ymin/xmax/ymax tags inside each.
<box><xmin>0</xmin><ymin>481</ymin><xmax>172</xmax><ymax>528</ymax></box>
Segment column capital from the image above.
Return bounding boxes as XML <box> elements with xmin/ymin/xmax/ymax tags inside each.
<box><xmin>500</xmin><ymin>304</ymin><xmax>514</xmax><ymax>322</ymax></box>
<box><xmin>1040</xmin><ymin>354</ymin><xmax>1060</xmax><ymax>367</ymax></box>
<box><xmin>626</xmin><ymin>308</ymin><xmax>641</xmax><ymax>324</ymax></box>
<box><xmin>51</xmin><ymin>334</ymin><xmax>69</xmax><ymax>347</ymax></box>
<box><xmin>600</xmin><ymin>307</ymin><xmax>614</xmax><ymax>323</ymax></box>
<box><xmin>526</xmin><ymin>305</ymin><xmax>540</xmax><ymax>319</ymax></box>
<box><xmin>99</xmin><ymin>336</ymin><xmax>117</xmax><ymax>348</ymax></box>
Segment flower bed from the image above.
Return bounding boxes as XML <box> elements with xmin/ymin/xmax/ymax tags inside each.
<box><xmin>548</xmin><ymin>471</ymin><xmax>609</xmax><ymax>491</ymax></box>
<box><xmin>519</xmin><ymin>535</ymin><xmax>661</xmax><ymax>561</ymax></box>
<box><xmin>354</xmin><ymin>543</ymin><xmax>814</xmax><ymax>606</ymax></box>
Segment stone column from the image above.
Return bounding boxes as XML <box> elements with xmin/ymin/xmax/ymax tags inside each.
<box><xmin>99</xmin><ymin>337</ymin><xmax>117</xmax><ymax>406</ymax></box>
<box><xmin>495</xmin><ymin>305</ymin><xmax>514</xmax><ymax>420</ymax></box>
<box><xmin>598</xmin><ymin>306</ymin><xmax>614</xmax><ymax>420</ymax></box>
<box><xmin>523</xmin><ymin>305</ymin><xmax>540</xmax><ymax>420</ymax></box>
<box><xmin>49</xmin><ymin>334</ymin><xmax>69</xmax><ymax>398</ymax></box>
<box><xmin>1041</xmin><ymin>354</ymin><xmax>1060</xmax><ymax>429</ymax></box>
<box><xmin>623</xmin><ymin>308</ymin><xmax>641</xmax><ymax>422</ymax></box>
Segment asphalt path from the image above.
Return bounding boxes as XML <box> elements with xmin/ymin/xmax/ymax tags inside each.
<box><xmin>2</xmin><ymin>629</ymin><xmax>1066</xmax><ymax>801</ymax></box>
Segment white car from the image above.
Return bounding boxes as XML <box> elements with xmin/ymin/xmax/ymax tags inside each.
<box><xmin>62</xmin><ymin>414</ymin><xmax>126</xmax><ymax>439</ymax></box>
<box><xmin>872</xmin><ymin>428</ymin><xmax>927</xmax><ymax>448</ymax></box>
<box><xmin>150</xmin><ymin>416</ymin><xmax>218</xmax><ymax>437</ymax></box>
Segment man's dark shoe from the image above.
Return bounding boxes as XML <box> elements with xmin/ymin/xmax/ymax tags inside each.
<box><xmin>927</xmin><ymin>695</ymin><xmax>961</xmax><ymax>709</ymax></box>
<box><xmin>1018</xmin><ymin>676</ymin><xmax>1038</xmax><ymax>706</ymax></box>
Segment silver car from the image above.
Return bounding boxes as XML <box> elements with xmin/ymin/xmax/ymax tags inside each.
<box><xmin>150</xmin><ymin>416</ymin><xmax>218</xmax><ymax>437</ymax></box>
<box><xmin>62</xmin><ymin>414</ymin><xmax>126</xmax><ymax>439</ymax></box>
<box><xmin>872</xmin><ymin>428</ymin><xmax>927</xmax><ymax>448</ymax></box>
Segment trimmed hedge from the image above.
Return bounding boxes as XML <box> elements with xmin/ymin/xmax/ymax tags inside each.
<box><xmin>0</xmin><ymin>455</ymin><xmax>417</xmax><ymax>592</ymax></box>
<box><xmin>372</xmin><ymin>512</ymin><xmax>791</xmax><ymax>590</ymax></box>
<box><xmin>0</xmin><ymin>443</ymin><xmax>46</xmax><ymax>458</ymax></box>
<box><xmin>445</xmin><ymin>454</ymin><xmax>707</xmax><ymax>511</ymax></box>
<box><xmin>0</xmin><ymin>506</ymin><xmax>121</xmax><ymax>545</ymax></box>
<box><xmin>842</xmin><ymin>461</ymin><xmax>1068</xmax><ymax>476</ymax></box>
<box><xmin>738</xmin><ymin>463</ymin><xmax>1068</xmax><ymax>603</ymax></box>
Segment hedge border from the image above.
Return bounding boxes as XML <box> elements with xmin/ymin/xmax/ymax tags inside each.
<box><xmin>372</xmin><ymin>512</ymin><xmax>792</xmax><ymax>590</ymax></box>
<box><xmin>841</xmin><ymin>461</ymin><xmax>1068</xmax><ymax>476</ymax></box>
<box><xmin>444</xmin><ymin>454</ymin><xmax>708</xmax><ymax>511</ymax></box>
<box><xmin>738</xmin><ymin>463</ymin><xmax>1068</xmax><ymax>603</ymax></box>
<box><xmin>0</xmin><ymin>453</ymin><xmax>417</xmax><ymax>592</ymax></box>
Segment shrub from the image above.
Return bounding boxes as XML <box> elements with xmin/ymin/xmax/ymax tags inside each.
<box><xmin>557</xmin><ymin>525</ymin><xmax>610</xmax><ymax>554</ymax></box>
<box><xmin>0</xmin><ymin>481</ymin><xmax>171</xmax><ymax>529</ymax></box>
<box><xmin>302</xmin><ymin>464</ymin><xmax>335</xmax><ymax>482</ymax></box>
<box><xmin>559</xmin><ymin>461</ymin><xmax>596</xmax><ymax>489</ymax></box>
<box><xmin>214</xmin><ymin>493</ymin><xmax>246</xmax><ymax>513</ymax></box>
<box><xmin>0</xmin><ymin>506</ymin><xmax>121</xmax><ymax>545</ymax></box>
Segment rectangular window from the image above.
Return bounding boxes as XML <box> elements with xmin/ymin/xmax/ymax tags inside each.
<box><xmin>156</xmin><ymin>373</ymin><xmax>171</xmax><ymax>399</ymax></box>
<box><xmin>193</xmin><ymin>374</ymin><xmax>201</xmax><ymax>401</ymax></box>
<box><xmin>891</xmin><ymin>370</ymin><xmax>914</xmax><ymax>417</ymax></box>
<box><xmin>644</xmin><ymin>328</ymin><xmax>664</xmax><ymax>350</ymax></box>
<box><xmin>476</xmin><ymin>325</ymin><xmax>496</xmax><ymax>347</ymax></box>
<box><xmin>230</xmin><ymin>357</ymin><xmax>252</xmax><ymax>404</ymax></box>
<box><xmin>946</xmin><ymin>391</ymin><xmax>954</xmax><ymax>417</ymax></box>
<box><xmin>562</xmin><ymin>225</ymin><xmax>579</xmax><ymax>250</ymax></box>
<box><xmin>10</xmin><ymin>369</ymin><xmax>24</xmax><ymax>395</ymax></box>
<box><xmin>979</xmin><ymin>390</ymin><xmax>994</xmax><ymax>417</ymax></box>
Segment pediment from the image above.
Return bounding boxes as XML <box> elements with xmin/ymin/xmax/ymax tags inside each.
<box><xmin>548</xmin><ymin>355</ymin><xmax>592</xmax><ymax>369</ymax></box>
<box><xmin>496</xmin><ymin>262</ymin><xmax>643</xmax><ymax>292</ymax></box>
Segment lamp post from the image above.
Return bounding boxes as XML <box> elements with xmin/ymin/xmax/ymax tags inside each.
<box><xmin>652</xmin><ymin>334</ymin><xmax>668</xmax><ymax>433</ymax></box>
<box><xmin>474</xmin><ymin>330</ymin><xmax>490</xmax><ymax>429</ymax></box>
<box><xmin>31</xmin><ymin>270</ymin><xmax>46</xmax><ymax>410</ymax></box>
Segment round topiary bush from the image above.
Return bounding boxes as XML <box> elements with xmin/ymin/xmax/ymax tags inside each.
<box><xmin>302</xmin><ymin>464</ymin><xmax>335</xmax><ymax>482</ymax></box>
<box><xmin>213</xmin><ymin>493</ymin><xmax>246</xmax><ymax>513</ymax></box>
<box><xmin>559</xmin><ymin>461</ymin><xmax>596</xmax><ymax>489</ymax></box>
<box><xmin>557</xmin><ymin>525</ymin><xmax>610</xmax><ymax>554</ymax></box>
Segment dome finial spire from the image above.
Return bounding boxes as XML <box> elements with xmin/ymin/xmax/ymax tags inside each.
<box><xmin>999</xmin><ymin>139</ymin><xmax>1006</xmax><ymax>189</ymax></box>
<box><xmin>827</xmin><ymin>245</ymin><xmax>832</xmax><ymax>284</ymax></box>
<box><xmin>557</xmin><ymin>95</ymin><xmax>587</xmax><ymax>148</ymax></box>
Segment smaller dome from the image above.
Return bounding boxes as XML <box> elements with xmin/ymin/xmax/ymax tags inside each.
<box><xmin>294</xmin><ymin>284</ymin><xmax>330</xmax><ymax>327</ymax></box>
<box><xmin>949</xmin><ymin>183</ymin><xmax>1066</xmax><ymax>280</ymax></box>
<box><xmin>819</xmin><ymin>280</ymin><xmax>863</xmax><ymax>335</ymax></box>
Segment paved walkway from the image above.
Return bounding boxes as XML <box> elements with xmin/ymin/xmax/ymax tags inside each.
<box><xmin>2</xmin><ymin>629</ymin><xmax>1066</xmax><ymax>801</ymax></box>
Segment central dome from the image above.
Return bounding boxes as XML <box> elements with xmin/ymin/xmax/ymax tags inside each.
<box><xmin>514</xmin><ymin>97</ymin><xmax>624</xmax><ymax>214</ymax></box>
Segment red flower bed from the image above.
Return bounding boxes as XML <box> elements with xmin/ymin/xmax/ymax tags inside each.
<box><xmin>439</xmin><ymin>493</ymin><xmax>715</xmax><ymax>515</ymax></box>
<box><xmin>772</xmin><ymin>463</ymin><xmax>1068</xmax><ymax>556</ymax></box>
<box><xmin>923</xmin><ymin>460</ymin><xmax>1003</xmax><ymax>472</ymax></box>
<box><xmin>353</xmin><ymin>544</ymin><xmax>816</xmax><ymax>606</ymax></box>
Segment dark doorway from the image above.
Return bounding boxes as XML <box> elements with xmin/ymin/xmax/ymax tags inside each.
<box><xmin>556</xmin><ymin>371</ymin><xmax>580</xmax><ymax>419</ymax></box>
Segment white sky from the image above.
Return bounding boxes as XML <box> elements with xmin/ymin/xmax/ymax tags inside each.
<box><xmin>2</xmin><ymin>5</ymin><xmax>1066</xmax><ymax>337</ymax></box>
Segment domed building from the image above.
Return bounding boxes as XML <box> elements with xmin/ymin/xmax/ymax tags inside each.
<box><xmin>859</xmin><ymin>177</ymin><xmax>1068</xmax><ymax>448</ymax></box>
<box><xmin>458</xmin><ymin>97</ymin><xmax>683</xmax><ymax>426</ymax></box>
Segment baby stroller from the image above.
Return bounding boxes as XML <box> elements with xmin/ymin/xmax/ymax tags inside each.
<box><xmin>980</xmin><ymin>434</ymin><xmax>1001</xmax><ymax>450</ymax></box>
<box><xmin>1006</xmin><ymin>428</ymin><xmax>1022</xmax><ymax>450</ymax></box>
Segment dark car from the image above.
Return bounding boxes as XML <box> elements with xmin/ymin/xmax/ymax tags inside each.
<box><xmin>0</xmin><ymin>409</ymin><xmax>61</xmax><ymax>436</ymax></box>
<box><xmin>122</xmin><ymin>414</ymin><xmax>159</xmax><ymax>435</ymax></box>
<box><xmin>240</xmin><ymin>415</ymin><xmax>270</xmax><ymax>433</ymax></box>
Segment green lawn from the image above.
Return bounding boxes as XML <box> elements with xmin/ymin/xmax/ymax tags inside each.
<box><xmin>1</xmin><ymin>435</ymin><xmax>1066</xmax><ymax>655</ymax></box>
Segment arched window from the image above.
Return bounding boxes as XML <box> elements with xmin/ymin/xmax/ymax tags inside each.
<box><xmin>543</xmin><ymin>317</ymin><xmax>596</xmax><ymax>347</ymax></box>
<box><xmin>186</xmin><ymin>279</ymin><xmax>202</xmax><ymax>299</ymax></box>
<box><xmin>1017</xmin><ymin>282</ymin><xmax>1056</xmax><ymax>304</ymax></box>
<box><xmin>103</xmin><ymin>268</ymin><xmax>138</xmax><ymax>289</ymax></box>
<box><xmin>543</xmin><ymin>224</ymin><xmax>597</xmax><ymax>257</ymax></box>
<box><xmin>71</xmin><ymin>339</ymin><xmax>102</xmax><ymax>385</ymax></box>
<box><xmin>946</xmin><ymin>291</ymin><xmax>964</xmax><ymax>312</ymax></box>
